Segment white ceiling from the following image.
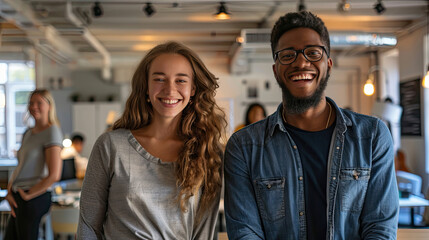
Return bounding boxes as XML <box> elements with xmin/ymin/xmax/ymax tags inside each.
<box><xmin>0</xmin><ymin>0</ymin><xmax>427</xmax><ymax>70</ymax></box>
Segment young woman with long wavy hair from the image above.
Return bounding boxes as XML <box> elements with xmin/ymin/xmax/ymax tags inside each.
<box><xmin>77</xmin><ymin>41</ymin><xmax>226</xmax><ymax>239</ymax></box>
<box><xmin>5</xmin><ymin>89</ymin><xmax>63</xmax><ymax>240</ymax></box>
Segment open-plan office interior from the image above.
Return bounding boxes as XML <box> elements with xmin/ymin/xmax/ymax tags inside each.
<box><xmin>0</xmin><ymin>0</ymin><xmax>428</xmax><ymax>239</ymax></box>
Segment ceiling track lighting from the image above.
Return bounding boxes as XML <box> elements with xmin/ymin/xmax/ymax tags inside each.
<box><xmin>92</xmin><ymin>1</ymin><xmax>103</xmax><ymax>18</ymax></box>
<box><xmin>143</xmin><ymin>2</ymin><xmax>156</xmax><ymax>17</ymax></box>
<box><xmin>215</xmin><ymin>2</ymin><xmax>231</xmax><ymax>20</ymax></box>
<box><xmin>373</xmin><ymin>0</ymin><xmax>386</xmax><ymax>15</ymax></box>
<box><xmin>338</xmin><ymin>0</ymin><xmax>351</xmax><ymax>13</ymax></box>
<box><xmin>297</xmin><ymin>0</ymin><xmax>306</xmax><ymax>12</ymax></box>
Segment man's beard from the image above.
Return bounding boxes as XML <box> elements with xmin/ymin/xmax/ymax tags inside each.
<box><xmin>279</xmin><ymin>72</ymin><xmax>330</xmax><ymax>115</ymax></box>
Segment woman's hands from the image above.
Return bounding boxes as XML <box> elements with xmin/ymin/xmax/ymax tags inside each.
<box><xmin>5</xmin><ymin>192</ymin><xmax>17</xmax><ymax>218</ymax></box>
<box><xmin>5</xmin><ymin>189</ymin><xmax>37</xmax><ymax>218</ymax></box>
<box><xmin>18</xmin><ymin>188</ymin><xmax>33</xmax><ymax>201</ymax></box>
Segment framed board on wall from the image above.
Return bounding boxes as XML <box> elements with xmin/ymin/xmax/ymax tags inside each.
<box><xmin>400</xmin><ymin>78</ymin><xmax>421</xmax><ymax>136</ymax></box>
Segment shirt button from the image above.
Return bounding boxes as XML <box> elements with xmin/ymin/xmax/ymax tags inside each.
<box><xmin>293</xmin><ymin>145</ymin><xmax>297</xmax><ymax>149</ymax></box>
<box><xmin>299</xmin><ymin>211</ymin><xmax>304</xmax><ymax>216</ymax></box>
<box><xmin>332</xmin><ymin>177</ymin><xmax>336</xmax><ymax>180</ymax></box>
<box><xmin>336</xmin><ymin>146</ymin><xmax>340</xmax><ymax>150</ymax></box>
<box><xmin>298</xmin><ymin>176</ymin><xmax>303</xmax><ymax>181</ymax></box>
<box><xmin>267</xmin><ymin>184</ymin><xmax>271</xmax><ymax>189</ymax></box>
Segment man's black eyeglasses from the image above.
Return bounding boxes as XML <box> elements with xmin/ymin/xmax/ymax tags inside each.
<box><xmin>274</xmin><ymin>46</ymin><xmax>329</xmax><ymax>65</ymax></box>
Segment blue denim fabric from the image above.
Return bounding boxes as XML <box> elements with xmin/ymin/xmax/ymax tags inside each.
<box><xmin>224</xmin><ymin>98</ymin><xmax>399</xmax><ymax>240</ymax></box>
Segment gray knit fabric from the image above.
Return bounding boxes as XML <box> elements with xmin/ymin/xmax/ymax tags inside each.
<box><xmin>77</xmin><ymin>129</ymin><xmax>219</xmax><ymax>240</ymax></box>
<box><xmin>10</xmin><ymin>125</ymin><xmax>63</xmax><ymax>192</ymax></box>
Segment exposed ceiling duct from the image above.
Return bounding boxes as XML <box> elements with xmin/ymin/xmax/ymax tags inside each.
<box><xmin>0</xmin><ymin>0</ymin><xmax>78</xmax><ymax>63</ymax></box>
<box><xmin>229</xmin><ymin>28</ymin><xmax>398</xmax><ymax>74</ymax></box>
<box><xmin>238</xmin><ymin>28</ymin><xmax>397</xmax><ymax>49</ymax></box>
<box><xmin>0</xmin><ymin>0</ymin><xmax>111</xmax><ymax>80</ymax></box>
<box><xmin>65</xmin><ymin>1</ymin><xmax>111</xmax><ymax>80</ymax></box>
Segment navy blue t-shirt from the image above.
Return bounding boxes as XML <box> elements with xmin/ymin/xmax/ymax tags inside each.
<box><xmin>285</xmin><ymin>121</ymin><xmax>335</xmax><ymax>240</ymax></box>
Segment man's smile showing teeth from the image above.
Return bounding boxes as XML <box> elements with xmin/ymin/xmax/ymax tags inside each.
<box><xmin>161</xmin><ymin>99</ymin><xmax>180</xmax><ymax>104</ymax></box>
<box><xmin>290</xmin><ymin>74</ymin><xmax>315</xmax><ymax>81</ymax></box>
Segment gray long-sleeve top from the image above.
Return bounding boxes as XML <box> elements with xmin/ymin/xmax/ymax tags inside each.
<box><xmin>77</xmin><ymin>129</ymin><xmax>220</xmax><ymax>240</ymax></box>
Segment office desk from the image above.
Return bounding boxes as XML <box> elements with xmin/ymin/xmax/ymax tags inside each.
<box><xmin>218</xmin><ymin>229</ymin><xmax>429</xmax><ymax>240</ymax></box>
<box><xmin>399</xmin><ymin>195</ymin><xmax>429</xmax><ymax>227</ymax></box>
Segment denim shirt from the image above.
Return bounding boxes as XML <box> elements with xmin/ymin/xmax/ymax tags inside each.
<box><xmin>224</xmin><ymin>98</ymin><xmax>399</xmax><ymax>240</ymax></box>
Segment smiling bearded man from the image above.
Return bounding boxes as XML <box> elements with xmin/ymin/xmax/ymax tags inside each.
<box><xmin>224</xmin><ymin>11</ymin><xmax>399</xmax><ymax>240</ymax></box>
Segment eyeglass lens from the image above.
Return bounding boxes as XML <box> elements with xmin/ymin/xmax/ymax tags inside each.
<box><xmin>277</xmin><ymin>46</ymin><xmax>324</xmax><ymax>64</ymax></box>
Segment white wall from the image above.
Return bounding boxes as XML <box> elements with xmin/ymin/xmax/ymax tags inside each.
<box><xmin>214</xmin><ymin>59</ymin><xmax>282</xmax><ymax>134</ymax></box>
<box><xmin>380</xmin><ymin>49</ymin><xmax>400</xmax><ymax>103</ymax></box>
<box><xmin>36</xmin><ymin>57</ymin><xmax>127</xmax><ymax>145</ymax></box>
<box><xmin>35</xmin><ymin>53</ymin><xmax>74</xmax><ymax>137</ymax></box>
<box><xmin>329</xmin><ymin>55</ymin><xmax>371</xmax><ymax>114</ymax></box>
<box><xmin>397</xmin><ymin>26</ymin><xmax>428</xmax><ymax>193</ymax></box>
<box><xmin>379</xmin><ymin>49</ymin><xmax>401</xmax><ymax>153</ymax></box>
<box><xmin>35</xmin><ymin>53</ymin><xmax>72</xmax><ymax>89</ymax></box>
<box><xmin>71</xmin><ymin>70</ymin><xmax>124</xmax><ymax>103</ymax></box>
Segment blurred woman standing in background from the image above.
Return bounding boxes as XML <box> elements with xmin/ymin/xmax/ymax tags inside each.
<box><xmin>234</xmin><ymin>102</ymin><xmax>267</xmax><ymax>132</ymax></box>
<box><xmin>5</xmin><ymin>89</ymin><xmax>63</xmax><ymax>240</ymax></box>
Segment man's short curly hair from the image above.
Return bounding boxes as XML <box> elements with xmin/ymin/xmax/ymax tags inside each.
<box><xmin>270</xmin><ymin>11</ymin><xmax>330</xmax><ymax>59</ymax></box>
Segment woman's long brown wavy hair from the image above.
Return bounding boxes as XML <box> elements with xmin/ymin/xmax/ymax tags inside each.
<box><xmin>112</xmin><ymin>41</ymin><xmax>226</xmax><ymax>217</ymax></box>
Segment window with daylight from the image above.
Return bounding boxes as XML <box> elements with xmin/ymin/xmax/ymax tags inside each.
<box><xmin>0</xmin><ymin>62</ymin><xmax>35</xmax><ymax>159</ymax></box>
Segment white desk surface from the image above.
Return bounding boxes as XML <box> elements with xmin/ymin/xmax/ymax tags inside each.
<box><xmin>399</xmin><ymin>195</ymin><xmax>429</xmax><ymax>207</ymax></box>
<box><xmin>0</xmin><ymin>159</ymin><xmax>17</xmax><ymax>168</ymax></box>
<box><xmin>218</xmin><ymin>229</ymin><xmax>429</xmax><ymax>240</ymax></box>
<box><xmin>0</xmin><ymin>199</ymin><xmax>10</xmax><ymax>212</ymax></box>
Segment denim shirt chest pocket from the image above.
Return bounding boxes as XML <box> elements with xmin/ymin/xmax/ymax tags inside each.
<box><xmin>339</xmin><ymin>168</ymin><xmax>371</xmax><ymax>212</ymax></box>
<box><xmin>254</xmin><ymin>177</ymin><xmax>285</xmax><ymax>221</ymax></box>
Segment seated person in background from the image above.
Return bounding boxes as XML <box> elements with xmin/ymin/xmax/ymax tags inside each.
<box><xmin>395</xmin><ymin>149</ymin><xmax>410</xmax><ymax>173</ymax></box>
<box><xmin>61</xmin><ymin>133</ymin><xmax>88</xmax><ymax>179</ymax></box>
<box><xmin>234</xmin><ymin>102</ymin><xmax>267</xmax><ymax>132</ymax></box>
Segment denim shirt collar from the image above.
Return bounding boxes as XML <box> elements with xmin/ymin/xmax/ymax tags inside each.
<box><xmin>268</xmin><ymin>97</ymin><xmax>352</xmax><ymax>137</ymax></box>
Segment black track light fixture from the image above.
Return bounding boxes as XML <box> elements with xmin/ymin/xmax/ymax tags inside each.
<box><xmin>298</xmin><ymin>0</ymin><xmax>306</xmax><ymax>12</ymax></box>
<box><xmin>215</xmin><ymin>2</ymin><xmax>231</xmax><ymax>20</ymax></box>
<box><xmin>143</xmin><ymin>2</ymin><xmax>156</xmax><ymax>17</ymax></box>
<box><xmin>92</xmin><ymin>2</ymin><xmax>103</xmax><ymax>18</ymax></box>
<box><xmin>373</xmin><ymin>0</ymin><xmax>386</xmax><ymax>15</ymax></box>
